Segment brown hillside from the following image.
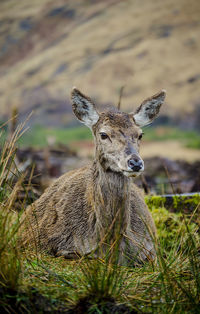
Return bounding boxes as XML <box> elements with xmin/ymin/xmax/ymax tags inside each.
<box><xmin>0</xmin><ymin>0</ymin><xmax>200</xmax><ymax>127</ymax></box>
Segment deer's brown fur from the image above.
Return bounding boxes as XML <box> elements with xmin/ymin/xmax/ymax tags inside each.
<box><xmin>22</xmin><ymin>88</ymin><xmax>166</xmax><ymax>264</ymax></box>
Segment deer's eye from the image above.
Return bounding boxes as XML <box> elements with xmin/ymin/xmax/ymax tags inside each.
<box><xmin>100</xmin><ymin>132</ymin><xmax>108</xmax><ymax>140</ymax></box>
<box><xmin>138</xmin><ymin>133</ymin><xmax>143</xmax><ymax>140</ymax></box>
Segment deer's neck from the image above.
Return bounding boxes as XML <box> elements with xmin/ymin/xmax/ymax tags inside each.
<box><xmin>91</xmin><ymin>160</ymin><xmax>131</xmax><ymax>237</ymax></box>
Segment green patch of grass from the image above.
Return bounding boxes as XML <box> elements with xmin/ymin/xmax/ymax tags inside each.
<box><xmin>17</xmin><ymin>125</ymin><xmax>92</xmax><ymax>148</ymax></box>
<box><xmin>144</xmin><ymin>126</ymin><xmax>200</xmax><ymax>149</ymax></box>
<box><xmin>19</xmin><ymin>207</ymin><xmax>200</xmax><ymax>313</ymax></box>
<box><xmin>17</xmin><ymin>200</ymin><xmax>199</xmax><ymax>313</ymax></box>
<box><xmin>2</xmin><ymin>122</ymin><xmax>200</xmax><ymax>149</ymax></box>
<box><xmin>151</xmin><ymin>206</ymin><xmax>198</xmax><ymax>252</ymax></box>
<box><xmin>18</xmin><ymin>125</ymin><xmax>200</xmax><ymax>149</ymax></box>
<box><xmin>146</xmin><ymin>194</ymin><xmax>200</xmax><ymax>212</ymax></box>
<box><xmin>1</xmin><ymin>208</ymin><xmax>200</xmax><ymax>313</ymax></box>
<box><xmin>23</xmin><ymin>255</ymin><xmax>77</xmax><ymax>304</ymax></box>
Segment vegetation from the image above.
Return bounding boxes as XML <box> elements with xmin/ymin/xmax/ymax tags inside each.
<box><xmin>143</xmin><ymin>126</ymin><xmax>200</xmax><ymax>149</ymax></box>
<box><xmin>0</xmin><ymin>124</ymin><xmax>198</xmax><ymax>149</ymax></box>
<box><xmin>0</xmin><ymin>122</ymin><xmax>26</xmax><ymax>311</ymax></box>
<box><xmin>18</xmin><ymin>206</ymin><xmax>200</xmax><ymax>313</ymax></box>
<box><xmin>17</xmin><ymin>125</ymin><xmax>93</xmax><ymax>148</ymax></box>
<box><xmin>146</xmin><ymin>194</ymin><xmax>200</xmax><ymax>212</ymax></box>
<box><xmin>0</xmin><ymin>126</ymin><xmax>199</xmax><ymax>313</ymax></box>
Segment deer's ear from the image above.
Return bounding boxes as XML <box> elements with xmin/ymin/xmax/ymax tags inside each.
<box><xmin>133</xmin><ymin>90</ymin><xmax>166</xmax><ymax>127</ymax></box>
<box><xmin>71</xmin><ymin>87</ymin><xmax>99</xmax><ymax>128</ymax></box>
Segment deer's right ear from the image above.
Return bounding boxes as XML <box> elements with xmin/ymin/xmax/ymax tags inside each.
<box><xmin>71</xmin><ymin>87</ymin><xmax>99</xmax><ymax>128</ymax></box>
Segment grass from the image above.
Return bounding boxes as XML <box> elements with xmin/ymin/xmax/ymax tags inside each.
<box><xmin>0</xmin><ymin>122</ymin><xmax>27</xmax><ymax>311</ymax></box>
<box><xmin>144</xmin><ymin>126</ymin><xmax>200</xmax><ymax>149</ymax></box>
<box><xmin>16</xmin><ymin>205</ymin><xmax>199</xmax><ymax>313</ymax></box>
<box><xmin>0</xmin><ymin>124</ymin><xmax>198</xmax><ymax>150</ymax></box>
<box><xmin>0</xmin><ymin>123</ymin><xmax>200</xmax><ymax>312</ymax></box>
<box><xmin>1</xmin><ymin>117</ymin><xmax>200</xmax><ymax>149</ymax></box>
<box><xmin>17</xmin><ymin>124</ymin><xmax>93</xmax><ymax>148</ymax></box>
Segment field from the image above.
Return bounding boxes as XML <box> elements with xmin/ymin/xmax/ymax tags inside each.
<box><xmin>1</xmin><ymin>122</ymin><xmax>200</xmax><ymax>151</ymax></box>
<box><xmin>16</xmin><ymin>126</ymin><xmax>200</xmax><ymax>150</ymax></box>
<box><xmin>0</xmin><ymin>122</ymin><xmax>200</xmax><ymax>314</ymax></box>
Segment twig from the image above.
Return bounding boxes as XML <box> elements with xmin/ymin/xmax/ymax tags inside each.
<box><xmin>117</xmin><ymin>86</ymin><xmax>125</xmax><ymax>110</ymax></box>
<box><xmin>141</xmin><ymin>174</ymin><xmax>150</xmax><ymax>194</ymax></box>
<box><xmin>163</xmin><ymin>163</ymin><xmax>176</xmax><ymax>195</ymax></box>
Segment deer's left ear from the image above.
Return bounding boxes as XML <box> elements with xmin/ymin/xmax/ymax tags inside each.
<box><xmin>132</xmin><ymin>90</ymin><xmax>166</xmax><ymax>127</ymax></box>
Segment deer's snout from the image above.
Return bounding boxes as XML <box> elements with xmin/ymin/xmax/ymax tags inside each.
<box><xmin>127</xmin><ymin>156</ymin><xmax>144</xmax><ymax>172</ymax></box>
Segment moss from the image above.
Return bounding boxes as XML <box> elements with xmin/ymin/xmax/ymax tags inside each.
<box><xmin>172</xmin><ymin>195</ymin><xmax>179</xmax><ymax>210</ymax></box>
<box><xmin>184</xmin><ymin>193</ymin><xmax>200</xmax><ymax>207</ymax></box>
<box><xmin>145</xmin><ymin>195</ymin><xmax>166</xmax><ymax>210</ymax></box>
<box><xmin>146</xmin><ymin>194</ymin><xmax>200</xmax><ymax>251</ymax></box>
<box><xmin>150</xmin><ymin>206</ymin><xmax>198</xmax><ymax>251</ymax></box>
<box><xmin>146</xmin><ymin>193</ymin><xmax>200</xmax><ymax>212</ymax></box>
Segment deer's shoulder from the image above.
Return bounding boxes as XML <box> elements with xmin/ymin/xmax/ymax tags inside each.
<box><xmin>47</xmin><ymin>165</ymin><xmax>91</xmax><ymax>190</ymax></box>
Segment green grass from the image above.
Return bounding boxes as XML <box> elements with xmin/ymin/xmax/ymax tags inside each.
<box><xmin>0</xmin><ymin>122</ymin><xmax>200</xmax><ymax>313</ymax></box>
<box><xmin>1</xmin><ymin>197</ymin><xmax>197</xmax><ymax>313</ymax></box>
<box><xmin>144</xmin><ymin>126</ymin><xmax>200</xmax><ymax>149</ymax></box>
<box><xmin>19</xmin><ymin>205</ymin><xmax>199</xmax><ymax>313</ymax></box>
<box><xmin>18</xmin><ymin>125</ymin><xmax>200</xmax><ymax>149</ymax></box>
<box><xmin>0</xmin><ymin>124</ymin><xmax>26</xmax><ymax>302</ymax></box>
<box><xmin>1</xmin><ymin>122</ymin><xmax>200</xmax><ymax>149</ymax></box>
<box><xmin>17</xmin><ymin>125</ymin><xmax>93</xmax><ymax>148</ymax></box>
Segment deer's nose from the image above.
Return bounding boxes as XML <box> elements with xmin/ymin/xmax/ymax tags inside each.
<box><xmin>128</xmin><ymin>157</ymin><xmax>143</xmax><ymax>172</ymax></box>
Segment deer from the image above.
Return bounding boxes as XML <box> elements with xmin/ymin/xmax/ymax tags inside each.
<box><xmin>22</xmin><ymin>87</ymin><xmax>166</xmax><ymax>265</ymax></box>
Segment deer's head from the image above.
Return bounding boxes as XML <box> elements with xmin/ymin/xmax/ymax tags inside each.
<box><xmin>71</xmin><ymin>88</ymin><xmax>166</xmax><ymax>177</ymax></box>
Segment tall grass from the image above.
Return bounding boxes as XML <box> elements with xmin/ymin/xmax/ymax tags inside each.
<box><xmin>64</xmin><ymin>202</ymin><xmax>199</xmax><ymax>313</ymax></box>
<box><xmin>75</xmin><ymin>230</ymin><xmax>130</xmax><ymax>311</ymax></box>
<box><xmin>0</xmin><ymin>121</ymin><xmax>28</xmax><ymax>306</ymax></box>
<box><xmin>21</xmin><ymin>214</ymin><xmax>199</xmax><ymax>313</ymax></box>
<box><xmin>0</xmin><ymin>120</ymin><xmax>199</xmax><ymax>313</ymax></box>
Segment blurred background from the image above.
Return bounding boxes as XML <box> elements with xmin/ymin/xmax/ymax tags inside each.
<box><xmin>0</xmin><ymin>0</ymin><xmax>200</xmax><ymax>196</ymax></box>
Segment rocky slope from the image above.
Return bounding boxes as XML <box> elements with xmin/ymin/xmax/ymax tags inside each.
<box><xmin>0</xmin><ymin>0</ymin><xmax>200</xmax><ymax>127</ymax></box>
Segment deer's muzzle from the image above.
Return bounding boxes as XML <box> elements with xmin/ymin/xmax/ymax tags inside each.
<box><xmin>128</xmin><ymin>158</ymin><xmax>144</xmax><ymax>172</ymax></box>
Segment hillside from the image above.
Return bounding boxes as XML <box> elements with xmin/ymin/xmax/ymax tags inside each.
<box><xmin>0</xmin><ymin>0</ymin><xmax>200</xmax><ymax>127</ymax></box>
